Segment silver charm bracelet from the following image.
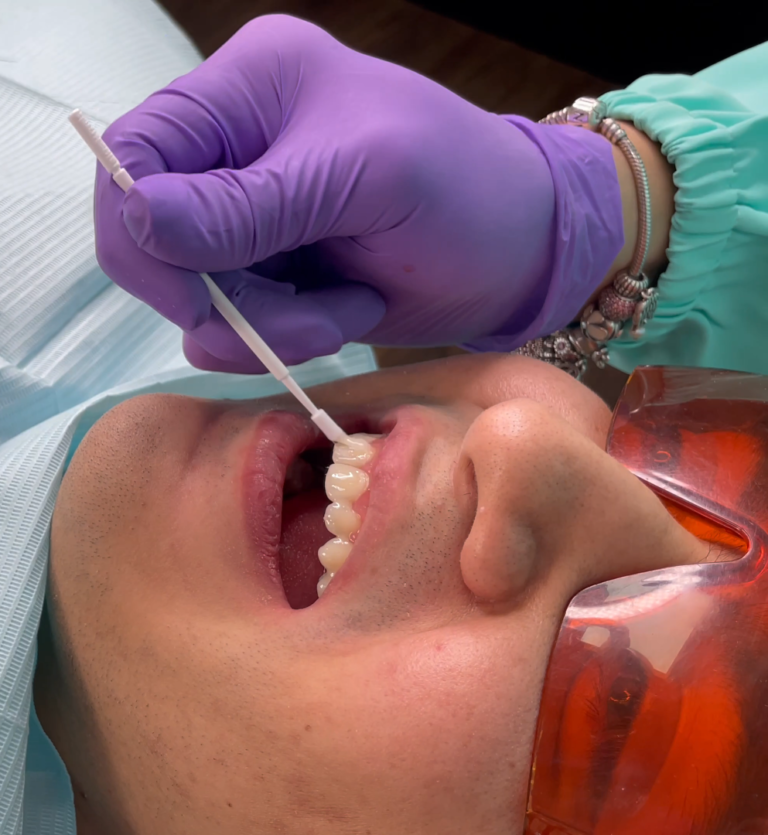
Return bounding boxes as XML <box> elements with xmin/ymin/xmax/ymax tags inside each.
<box><xmin>516</xmin><ymin>97</ymin><xmax>658</xmax><ymax>379</ymax></box>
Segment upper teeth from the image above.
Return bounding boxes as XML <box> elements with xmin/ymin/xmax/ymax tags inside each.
<box><xmin>324</xmin><ymin>502</ymin><xmax>361</xmax><ymax>539</ymax></box>
<box><xmin>331</xmin><ymin>434</ymin><xmax>377</xmax><ymax>466</ymax></box>
<box><xmin>318</xmin><ymin>538</ymin><xmax>353</xmax><ymax>573</ymax></box>
<box><xmin>325</xmin><ymin>464</ymin><xmax>369</xmax><ymax>502</ymax></box>
<box><xmin>317</xmin><ymin>433</ymin><xmax>379</xmax><ymax>598</ymax></box>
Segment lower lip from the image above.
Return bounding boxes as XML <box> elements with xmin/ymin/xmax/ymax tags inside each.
<box><xmin>241</xmin><ymin>411</ymin><xmax>321</xmax><ymax>600</ymax></box>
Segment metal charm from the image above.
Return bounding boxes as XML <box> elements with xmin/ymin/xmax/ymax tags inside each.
<box><xmin>631</xmin><ymin>287</ymin><xmax>659</xmax><ymax>338</ymax></box>
<box><xmin>516</xmin><ymin>330</ymin><xmax>588</xmax><ymax>379</ymax></box>
<box><xmin>582</xmin><ymin>307</ymin><xmax>621</xmax><ymax>343</ymax></box>
<box><xmin>515</xmin><ymin>97</ymin><xmax>657</xmax><ymax>378</ymax></box>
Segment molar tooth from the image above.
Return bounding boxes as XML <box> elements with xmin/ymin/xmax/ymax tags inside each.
<box><xmin>318</xmin><ymin>538</ymin><xmax>353</xmax><ymax>573</ymax></box>
<box><xmin>324</xmin><ymin>502</ymin><xmax>362</xmax><ymax>539</ymax></box>
<box><xmin>317</xmin><ymin>572</ymin><xmax>334</xmax><ymax>598</ymax></box>
<box><xmin>325</xmin><ymin>464</ymin><xmax>369</xmax><ymax>503</ymax></box>
<box><xmin>333</xmin><ymin>433</ymin><xmax>381</xmax><ymax>466</ymax></box>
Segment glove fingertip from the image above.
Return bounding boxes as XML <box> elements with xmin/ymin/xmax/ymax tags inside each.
<box><xmin>304</xmin><ymin>283</ymin><xmax>385</xmax><ymax>343</ymax></box>
<box><xmin>295</xmin><ymin>316</ymin><xmax>344</xmax><ymax>360</ymax></box>
<box><xmin>183</xmin><ymin>333</ymin><xmax>269</xmax><ymax>374</ymax></box>
<box><xmin>185</xmin><ymin>296</ymin><xmax>346</xmax><ymax>373</ymax></box>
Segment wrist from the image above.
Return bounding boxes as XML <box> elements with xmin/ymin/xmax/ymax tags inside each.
<box><xmin>598</xmin><ymin>121</ymin><xmax>675</xmax><ymax>297</ymax></box>
<box><xmin>514</xmin><ymin>100</ymin><xmax>678</xmax><ymax>380</ymax></box>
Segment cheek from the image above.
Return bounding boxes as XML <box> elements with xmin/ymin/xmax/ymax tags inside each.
<box><xmin>329</xmin><ymin>622</ymin><xmax>554</xmax><ymax>826</ymax></box>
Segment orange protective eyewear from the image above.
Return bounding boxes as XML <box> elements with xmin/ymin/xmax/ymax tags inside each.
<box><xmin>526</xmin><ymin>366</ymin><xmax>768</xmax><ymax>835</ymax></box>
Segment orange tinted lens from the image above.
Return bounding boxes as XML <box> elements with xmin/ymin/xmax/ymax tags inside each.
<box><xmin>526</xmin><ymin>367</ymin><xmax>768</xmax><ymax>835</ymax></box>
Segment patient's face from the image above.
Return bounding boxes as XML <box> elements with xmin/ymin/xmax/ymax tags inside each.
<box><xmin>37</xmin><ymin>354</ymin><xmax>713</xmax><ymax>835</ymax></box>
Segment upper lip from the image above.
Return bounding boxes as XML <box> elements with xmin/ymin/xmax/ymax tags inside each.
<box><xmin>318</xmin><ymin>403</ymin><xmax>429</xmax><ymax>600</ymax></box>
<box><xmin>240</xmin><ymin>408</ymin><xmax>391</xmax><ymax>605</ymax></box>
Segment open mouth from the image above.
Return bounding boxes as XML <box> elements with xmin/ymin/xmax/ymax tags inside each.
<box><xmin>242</xmin><ymin>410</ymin><xmax>381</xmax><ymax>610</ymax></box>
<box><xmin>279</xmin><ymin>443</ymin><xmax>336</xmax><ymax>609</ymax></box>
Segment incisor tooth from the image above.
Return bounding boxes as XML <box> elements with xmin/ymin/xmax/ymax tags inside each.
<box><xmin>324</xmin><ymin>502</ymin><xmax>362</xmax><ymax>539</ymax></box>
<box><xmin>325</xmin><ymin>464</ymin><xmax>369</xmax><ymax>503</ymax></box>
<box><xmin>333</xmin><ymin>434</ymin><xmax>379</xmax><ymax>466</ymax></box>
<box><xmin>318</xmin><ymin>538</ymin><xmax>353</xmax><ymax>573</ymax></box>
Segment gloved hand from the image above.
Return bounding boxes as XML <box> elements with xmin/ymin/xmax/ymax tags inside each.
<box><xmin>95</xmin><ymin>14</ymin><xmax>624</xmax><ymax>373</ymax></box>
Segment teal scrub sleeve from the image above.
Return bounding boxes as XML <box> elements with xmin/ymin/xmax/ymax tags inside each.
<box><xmin>599</xmin><ymin>41</ymin><xmax>768</xmax><ymax>375</ymax></box>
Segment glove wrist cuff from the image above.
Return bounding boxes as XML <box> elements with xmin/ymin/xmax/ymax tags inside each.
<box><xmin>517</xmin><ymin>98</ymin><xmax>656</xmax><ymax>379</ymax></box>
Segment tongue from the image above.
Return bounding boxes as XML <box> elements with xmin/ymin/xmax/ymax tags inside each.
<box><xmin>279</xmin><ymin>488</ymin><xmax>330</xmax><ymax>609</ymax></box>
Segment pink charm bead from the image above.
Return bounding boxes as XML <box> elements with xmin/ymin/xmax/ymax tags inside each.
<box><xmin>598</xmin><ymin>286</ymin><xmax>636</xmax><ymax>322</ymax></box>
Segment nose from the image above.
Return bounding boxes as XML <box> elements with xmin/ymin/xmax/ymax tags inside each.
<box><xmin>456</xmin><ymin>399</ymin><xmax>703</xmax><ymax>606</ymax></box>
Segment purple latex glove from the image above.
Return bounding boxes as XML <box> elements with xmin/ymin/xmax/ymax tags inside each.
<box><xmin>95</xmin><ymin>14</ymin><xmax>624</xmax><ymax>373</ymax></box>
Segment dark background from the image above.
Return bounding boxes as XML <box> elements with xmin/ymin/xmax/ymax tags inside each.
<box><xmin>158</xmin><ymin>0</ymin><xmax>758</xmax><ymax>401</ymax></box>
<box><xmin>413</xmin><ymin>1</ymin><xmax>765</xmax><ymax>84</ymax></box>
<box><xmin>158</xmin><ymin>0</ymin><xmax>613</xmax><ymax>117</ymax></box>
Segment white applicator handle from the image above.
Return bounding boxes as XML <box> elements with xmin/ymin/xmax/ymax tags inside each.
<box><xmin>69</xmin><ymin>109</ymin><xmax>347</xmax><ymax>444</ymax></box>
<box><xmin>198</xmin><ymin>272</ymin><xmax>346</xmax><ymax>442</ymax></box>
<box><xmin>69</xmin><ymin>109</ymin><xmax>134</xmax><ymax>191</ymax></box>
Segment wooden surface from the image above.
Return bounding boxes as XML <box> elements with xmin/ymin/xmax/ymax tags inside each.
<box><xmin>160</xmin><ymin>0</ymin><xmax>609</xmax><ymax>117</ymax></box>
<box><xmin>159</xmin><ymin>0</ymin><xmax>625</xmax><ymax>403</ymax></box>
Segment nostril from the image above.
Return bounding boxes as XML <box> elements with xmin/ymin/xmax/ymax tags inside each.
<box><xmin>460</xmin><ymin>516</ymin><xmax>538</xmax><ymax>605</ymax></box>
